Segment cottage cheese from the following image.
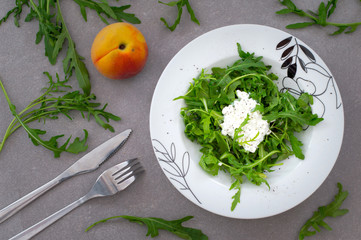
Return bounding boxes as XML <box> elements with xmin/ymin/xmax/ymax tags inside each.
<box><xmin>220</xmin><ymin>90</ymin><xmax>271</xmax><ymax>153</ymax></box>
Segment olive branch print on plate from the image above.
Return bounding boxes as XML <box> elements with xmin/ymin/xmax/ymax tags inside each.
<box><xmin>276</xmin><ymin>36</ymin><xmax>342</xmax><ymax>117</ymax></box>
<box><xmin>152</xmin><ymin>139</ymin><xmax>201</xmax><ymax>204</ymax></box>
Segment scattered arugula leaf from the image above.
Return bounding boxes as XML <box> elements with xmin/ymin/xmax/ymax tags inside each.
<box><xmin>1</xmin><ymin>0</ymin><xmax>140</xmax><ymax>95</ymax></box>
<box><xmin>0</xmin><ymin>72</ymin><xmax>120</xmax><ymax>158</ymax></box>
<box><xmin>86</xmin><ymin>215</ymin><xmax>208</xmax><ymax>240</ymax></box>
<box><xmin>73</xmin><ymin>0</ymin><xmax>141</xmax><ymax>24</ymax></box>
<box><xmin>299</xmin><ymin>182</ymin><xmax>349</xmax><ymax>240</ymax></box>
<box><xmin>277</xmin><ymin>0</ymin><xmax>361</xmax><ymax>35</ymax></box>
<box><xmin>159</xmin><ymin>0</ymin><xmax>199</xmax><ymax>31</ymax></box>
<box><xmin>0</xmin><ymin>0</ymin><xmax>28</xmax><ymax>27</ymax></box>
<box><xmin>175</xmin><ymin>43</ymin><xmax>323</xmax><ymax>210</ymax></box>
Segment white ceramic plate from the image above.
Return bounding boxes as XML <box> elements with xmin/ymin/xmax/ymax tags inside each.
<box><xmin>149</xmin><ymin>24</ymin><xmax>344</xmax><ymax>219</ymax></box>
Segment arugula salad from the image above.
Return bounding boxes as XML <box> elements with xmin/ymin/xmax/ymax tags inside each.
<box><xmin>175</xmin><ymin>43</ymin><xmax>323</xmax><ymax>210</ymax></box>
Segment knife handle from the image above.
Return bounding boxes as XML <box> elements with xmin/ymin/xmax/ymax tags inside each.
<box><xmin>9</xmin><ymin>195</ymin><xmax>91</xmax><ymax>240</ymax></box>
<box><xmin>0</xmin><ymin>174</ymin><xmax>65</xmax><ymax>224</ymax></box>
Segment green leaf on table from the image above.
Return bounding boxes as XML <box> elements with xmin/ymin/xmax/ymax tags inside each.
<box><xmin>86</xmin><ymin>215</ymin><xmax>208</xmax><ymax>240</ymax></box>
<box><xmin>0</xmin><ymin>73</ymin><xmax>120</xmax><ymax>157</ymax></box>
<box><xmin>276</xmin><ymin>8</ymin><xmax>294</xmax><ymax>15</ymax></box>
<box><xmin>17</xmin><ymin>0</ymin><xmax>92</xmax><ymax>95</ymax></box>
<box><xmin>317</xmin><ymin>2</ymin><xmax>327</xmax><ymax>26</ymax></box>
<box><xmin>277</xmin><ymin>0</ymin><xmax>361</xmax><ymax>35</ymax></box>
<box><xmin>159</xmin><ymin>0</ymin><xmax>199</xmax><ymax>31</ymax></box>
<box><xmin>62</xmin><ymin>44</ymin><xmax>91</xmax><ymax>96</ymax></box>
<box><xmin>66</xmin><ymin>129</ymin><xmax>89</xmax><ymax>154</ymax></box>
<box><xmin>325</xmin><ymin>0</ymin><xmax>338</xmax><ymax>18</ymax></box>
<box><xmin>26</xmin><ymin>128</ymin><xmax>88</xmax><ymax>158</ymax></box>
<box><xmin>72</xmin><ymin>0</ymin><xmax>141</xmax><ymax>24</ymax></box>
<box><xmin>0</xmin><ymin>0</ymin><xmax>29</xmax><ymax>27</ymax></box>
<box><xmin>299</xmin><ymin>183</ymin><xmax>349</xmax><ymax>240</ymax></box>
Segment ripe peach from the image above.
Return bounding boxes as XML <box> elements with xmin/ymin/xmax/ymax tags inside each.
<box><xmin>91</xmin><ymin>22</ymin><xmax>148</xmax><ymax>80</ymax></box>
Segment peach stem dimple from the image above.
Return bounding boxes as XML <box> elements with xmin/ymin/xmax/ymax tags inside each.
<box><xmin>119</xmin><ymin>44</ymin><xmax>126</xmax><ymax>50</ymax></box>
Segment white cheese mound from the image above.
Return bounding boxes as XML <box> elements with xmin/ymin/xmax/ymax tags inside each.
<box><xmin>220</xmin><ymin>90</ymin><xmax>271</xmax><ymax>153</ymax></box>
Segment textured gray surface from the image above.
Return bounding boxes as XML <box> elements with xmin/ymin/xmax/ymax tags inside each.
<box><xmin>0</xmin><ymin>0</ymin><xmax>360</xmax><ymax>239</ymax></box>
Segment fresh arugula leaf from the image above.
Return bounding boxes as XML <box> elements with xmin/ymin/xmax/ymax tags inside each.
<box><xmin>199</xmin><ymin>154</ymin><xmax>219</xmax><ymax>175</ymax></box>
<box><xmin>299</xmin><ymin>183</ymin><xmax>349</xmax><ymax>240</ymax></box>
<box><xmin>26</xmin><ymin>127</ymin><xmax>88</xmax><ymax>158</ymax></box>
<box><xmin>175</xmin><ymin>43</ymin><xmax>322</xmax><ymax>210</ymax></box>
<box><xmin>0</xmin><ymin>73</ymin><xmax>120</xmax><ymax>158</ymax></box>
<box><xmin>24</xmin><ymin>0</ymin><xmax>91</xmax><ymax>95</ymax></box>
<box><xmin>73</xmin><ymin>0</ymin><xmax>141</xmax><ymax>24</ymax></box>
<box><xmin>277</xmin><ymin>0</ymin><xmax>361</xmax><ymax>35</ymax></box>
<box><xmin>0</xmin><ymin>0</ymin><xmax>29</xmax><ymax>27</ymax></box>
<box><xmin>86</xmin><ymin>215</ymin><xmax>208</xmax><ymax>240</ymax></box>
<box><xmin>0</xmin><ymin>77</ymin><xmax>87</xmax><ymax>157</ymax></box>
<box><xmin>288</xmin><ymin>131</ymin><xmax>304</xmax><ymax>159</ymax></box>
<box><xmin>65</xmin><ymin>129</ymin><xmax>89</xmax><ymax>154</ymax></box>
<box><xmin>159</xmin><ymin>0</ymin><xmax>199</xmax><ymax>31</ymax></box>
<box><xmin>230</xmin><ymin>180</ymin><xmax>241</xmax><ymax>211</ymax></box>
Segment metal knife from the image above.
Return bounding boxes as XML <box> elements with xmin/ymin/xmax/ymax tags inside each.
<box><xmin>0</xmin><ymin>129</ymin><xmax>132</xmax><ymax>224</ymax></box>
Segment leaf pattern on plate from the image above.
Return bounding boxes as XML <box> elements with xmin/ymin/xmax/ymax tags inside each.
<box><xmin>276</xmin><ymin>36</ymin><xmax>292</xmax><ymax>49</ymax></box>
<box><xmin>152</xmin><ymin>139</ymin><xmax>201</xmax><ymax>204</ymax></box>
<box><xmin>281</xmin><ymin>56</ymin><xmax>293</xmax><ymax>69</ymax></box>
<box><xmin>287</xmin><ymin>63</ymin><xmax>297</xmax><ymax>79</ymax></box>
<box><xmin>296</xmin><ymin>77</ymin><xmax>317</xmax><ymax>95</ymax></box>
<box><xmin>182</xmin><ymin>151</ymin><xmax>190</xmax><ymax>176</ymax></box>
<box><xmin>276</xmin><ymin>36</ymin><xmax>342</xmax><ymax>117</ymax></box>
<box><xmin>281</xmin><ymin>45</ymin><xmax>295</xmax><ymax>60</ymax></box>
<box><xmin>300</xmin><ymin>44</ymin><xmax>316</xmax><ymax>62</ymax></box>
<box><xmin>298</xmin><ymin>57</ymin><xmax>307</xmax><ymax>73</ymax></box>
<box><xmin>282</xmin><ymin>77</ymin><xmax>299</xmax><ymax>91</ymax></box>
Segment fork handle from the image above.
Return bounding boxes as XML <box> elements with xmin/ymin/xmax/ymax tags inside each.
<box><xmin>0</xmin><ymin>174</ymin><xmax>65</xmax><ymax>224</ymax></box>
<box><xmin>10</xmin><ymin>195</ymin><xmax>90</xmax><ymax>240</ymax></box>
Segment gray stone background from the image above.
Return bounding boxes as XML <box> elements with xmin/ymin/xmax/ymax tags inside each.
<box><xmin>0</xmin><ymin>0</ymin><xmax>360</xmax><ymax>239</ymax></box>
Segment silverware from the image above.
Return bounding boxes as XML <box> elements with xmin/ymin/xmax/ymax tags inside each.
<box><xmin>10</xmin><ymin>159</ymin><xmax>144</xmax><ymax>240</ymax></box>
<box><xmin>0</xmin><ymin>129</ymin><xmax>132</xmax><ymax>224</ymax></box>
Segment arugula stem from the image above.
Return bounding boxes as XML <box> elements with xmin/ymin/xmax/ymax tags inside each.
<box><xmin>304</xmin><ymin>9</ymin><xmax>361</xmax><ymax>27</ymax></box>
<box><xmin>302</xmin><ymin>12</ymin><xmax>318</xmax><ymax>22</ymax></box>
<box><xmin>0</xmin><ymin>121</ymin><xmax>14</xmax><ymax>152</ymax></box>
<box><xmin>327</xmin><ymin>21</ymin><xmax>361</xmax><ymax>27</ymax></box>
<box><xmin>4</xmin><ymin>95</ymin><xmax>113</xmax><ymax>147</ymax></box>
<box><xmin>223</xmin><ymin>73</ymin><xmax>254</xmax><ymax>90</ymax></box>
<box><xmin>0</xmin><ymin>79</ymin><xmax>62</xmax><ymax>153</ymax></box>
<box><xmin>218</xmin><ymin>159</ymin><xmax>237</xmax><ymax>171</ymax></box>
<box><xmin>0</xmin><ymin>79</ymin><xmax>15</xmax><ymax>151</ymax></box>
<box><xmin>7</xmin><ymin>101</ymin><xmax>98</xmax><ymax>136</ymax></box>
<box><xmin>46</xmin><ymin>0</ymin><xmax>50</xmax><ymax>14</ymax></box>
<box><xmin>278</xmin><ymin>0</ymin><xmax>361</xmax><ymax>34</ymax></box>
<box><xmin>219</xmin><ymin>150</ymin><xmax>280</xmax><ymax>172</ymax></box>
<box><xmin>244</xmin><ymin>150</ymin><xmax>280</xmax><ymax>169</ymax></box>
<box><xmin>224</xmin><ymin>73</ymin><xmax>279</xmax><ymax>93</ymax></box>
<box><xmin>3</xmin><ymin>94</ymin><xmax>69</xmax><ymax>136</ymax></box>
<box><xmin>29</xmin><ymin>0</ymin><xmax>41</xmax><ymax>18</ymax></box>
<box><xmin>188</xmin><ymin>108</ymin><xmax>209</xmax><ymax>115</ymax></box>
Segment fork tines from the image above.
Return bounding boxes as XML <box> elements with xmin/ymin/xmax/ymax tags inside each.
<box><xmin>111</xmin><ymin>158</ymin><xmax>144</xmax><ymax>185</ymax></box>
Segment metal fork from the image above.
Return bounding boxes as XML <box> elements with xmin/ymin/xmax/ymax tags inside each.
<box><xmin>10</xmin><ymin>159</ymin><xmax>144</xmax><ymax>240</ymax></box>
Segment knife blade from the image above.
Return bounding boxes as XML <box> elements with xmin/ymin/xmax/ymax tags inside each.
<box><xmin>62</xmin><ymin>128</ymin><xmax>132</xmax><ymax>177</ymax></box>
<box><xmin>0</xmin><ymin>129</ymin><xmax>132</xmax><ymax>224</ymax></box>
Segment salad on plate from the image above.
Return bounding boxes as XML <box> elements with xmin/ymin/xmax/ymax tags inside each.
<box><xmin>175</xmin><ymin>43</ymin><xmax>323</xmax><ymax>210</ymax></box>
